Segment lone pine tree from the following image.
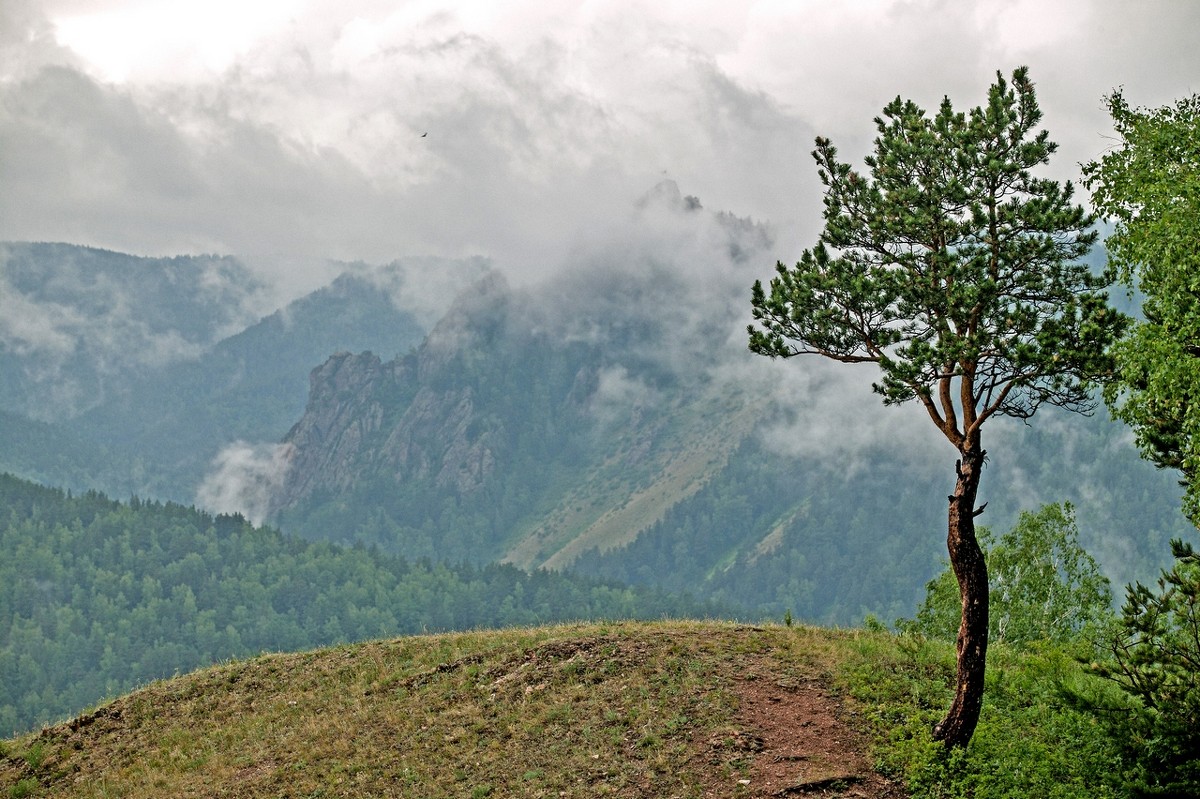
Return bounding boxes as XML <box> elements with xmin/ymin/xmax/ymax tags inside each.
<box><xmin>748</xmin><ymin>67</ymin><xmax>1124</xmax><ymax>747</ymax></box>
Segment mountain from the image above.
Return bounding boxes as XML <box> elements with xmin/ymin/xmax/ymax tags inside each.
<box><xmin>71</xmin><ymin>271</ymin><xmax>431</xmax><ymax>501</ymax></box>
<box><xmin>2</xmin><ymin>203</ymin><xmax>1191</xmax><ymax>631</ymax></box>
<box><xmin>0</xmin><ymin>242</ymin><xmax>269</xmax><ymax>423</ymax></box>
<box><xmin>0</xmin><ymin>409</ymin><xmax>119</xmax><ymax>494</ymax></box>
<box><xmin>267</xmin><ymin>182</ymin><xmax>780</xmax><ymax>563</ymax></box>
<box><xmin>0</xmin><ymin>243</ymin><xmax>486</xmax><ymax>503</ymax></box>
<box><xmin>270</xmin><ymin>266</ymin><xmax>1191</xmax><ymax>626</ymax></box>
<box><xmin>271</xmin><ymin>267</ymin><xmax>766</xmax><ymax>564</ymax></box>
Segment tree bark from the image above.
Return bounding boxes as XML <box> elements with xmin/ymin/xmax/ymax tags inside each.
<box><xmin>932</xmin><ymin>446</ymin><xmax>989</xmax><ymax>748</ymax></box>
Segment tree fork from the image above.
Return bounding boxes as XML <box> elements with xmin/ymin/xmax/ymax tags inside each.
<box><xmin>933</xmin><ymin>448</ymin><xmax>990</xmax><ymax>748</ymax></box>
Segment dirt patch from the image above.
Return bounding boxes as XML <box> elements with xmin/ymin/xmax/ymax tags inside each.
<box><xmin>699</xmin><ymin>662</ymin><xmax>906</xmax><ymax>798</ymax></box>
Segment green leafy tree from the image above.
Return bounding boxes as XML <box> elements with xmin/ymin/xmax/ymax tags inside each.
<box><xmin>906</xmin><ymin>503</ymin><xmax>1112</xmax><ymax>648</ymax></box>
<box><xmin>1084</xmin><ymin>92</ymin><xmax>1200</xmax><ymax>798</ymax></box>
<box><xmin>1085</xmin><ymin>92</ymin><xmax>1200</xmax><ymax>524</ymax></box>
<box><xmin>749</xmin><ymin>67</ymin><xmax>1124</xmax><ymax>747</ymax></box>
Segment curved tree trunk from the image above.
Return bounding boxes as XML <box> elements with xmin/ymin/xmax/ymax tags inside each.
<box><xmin>932</xmin><ymin>446</ymin><xmax>989</xmax><ymax>748</ymax></box>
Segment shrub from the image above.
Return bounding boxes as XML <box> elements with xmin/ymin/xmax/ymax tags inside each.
<box><xmin>839</xmin><ymin>631</ymin><xmax>1125</xmax><ymax>798</ymax></box>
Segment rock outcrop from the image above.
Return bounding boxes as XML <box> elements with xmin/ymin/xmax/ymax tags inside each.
<box><xmin>272</xmin><ymin>272</ymin><xmax>566</xmax><ymax>517</ymax></box>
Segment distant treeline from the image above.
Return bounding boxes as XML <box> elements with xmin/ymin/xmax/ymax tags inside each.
<box><xmin>0</xmin><ymin>474</ymin><xmax>717</xmax><ymax>737</ymax></box>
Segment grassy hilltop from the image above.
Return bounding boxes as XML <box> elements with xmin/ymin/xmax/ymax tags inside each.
<box><xmin>1</xmin><ymin>622</ymin><xmax>877</xmax><ymax>798</ymax></box>
<box><xmin>1</xmin><ymin>621</ymin><xmax>1125</xmax><ymax>799</ymax></box>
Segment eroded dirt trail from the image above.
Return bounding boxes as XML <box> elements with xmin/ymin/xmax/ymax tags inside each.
<box><xmin>698</xmin><ymin>654</ymin><xmax>906</xmax><ymax>798</ymax></box>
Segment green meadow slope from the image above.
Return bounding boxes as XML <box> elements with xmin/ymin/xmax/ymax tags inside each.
<box><xmin>1</xmin><ymin>621</ymin><xmax>1129</xmax><ymax>799</ymax></box>
<box><xmin>0</xmin><ymin>622</ymin><xmax>863</xmax><ymax>798</ymax></box>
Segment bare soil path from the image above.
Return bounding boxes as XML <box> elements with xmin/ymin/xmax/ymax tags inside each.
<box><xmin>697</xmin><ymin>653</ymin><xmax>907</xmax><ymax>798</ymax></box>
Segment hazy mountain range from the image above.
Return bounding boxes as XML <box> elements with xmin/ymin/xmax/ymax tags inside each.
<box><xmin>1</xmin><ymin>187</ymin><xmax>1191</xmax><ymax>627</ymax></box>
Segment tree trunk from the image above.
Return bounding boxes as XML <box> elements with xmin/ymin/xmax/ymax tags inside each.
<box><xmin>932</xmin><ymin>446</ymin><xmax>989</xmax><ymax>748</ymax></box>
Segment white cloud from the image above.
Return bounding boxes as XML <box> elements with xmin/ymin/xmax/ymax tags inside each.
<box><xmin>195</xmin><ymin>441</ymin><xmax>295</xmax><ymax>524</ymax></box>
<box><xmin>0</xmin><ymin>276</ymin><xmax>81</xmax><ymax>358</ymax></box>
<box><xmin>2</xmin><ymin>0</ymin><xmax>1199</xmax><ymax>370</ymax></box>
<box><xmin>588</xmin><ymin>365</ymin><xmax>662</xmax><ymax>429</ymax></box>
<box><xmin>2</xmin><ymin>1</ymin><xmax>1200</xmax><ymax>429</ymax></box>
<box><xmin>51</xmin><ymin>0</ymin><xmax>305</xmax><ymax>83</ymax></box>
<box><xmin>342</xmin><ymin>254</ymin><xmax>492</xmax><ymax>329</ymax></box>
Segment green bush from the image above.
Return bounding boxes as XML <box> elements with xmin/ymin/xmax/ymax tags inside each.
<box><xmin>900</xmin><ymin>503</ymin><xmax>1114</xmax><ymax>649</ymax></box>
<box><xmin>855</xmin><ymin>506</ymin><xmax>1127</xmax><ymax>797</ymax></box>
<box><xmin>840</xmin><ymin>631</ymin><xmax>1126</xmax><ymax>798</ymax></box>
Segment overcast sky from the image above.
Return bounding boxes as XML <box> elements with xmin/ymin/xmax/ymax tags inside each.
<box><xmin>2</xmin><ymin>0</ymin><xmax>1198</xmax><ymax>291</ymax></box>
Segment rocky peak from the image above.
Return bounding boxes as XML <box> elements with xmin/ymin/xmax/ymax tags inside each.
<box><xmin>273</xmin><ymin>351</ymin><xmax>398</xmax><ymax>509</ymax></box>
<box><xmin>305</xmin><ymin>351</ymin><xmax>386</xmax><ymax>411</ymax></box>
<box><xmin>272</xmin><ymin>273</ymin><xmax>535</xmax><ymax>516</ymax></box>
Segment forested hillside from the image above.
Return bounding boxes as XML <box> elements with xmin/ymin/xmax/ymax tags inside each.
<box><xmin>0</xmin><ymin>474</ymin><xmax>715</xmax><ymax>736</ymax></box>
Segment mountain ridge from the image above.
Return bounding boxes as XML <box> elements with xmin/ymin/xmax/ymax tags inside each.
<box><xmin>2</xmin><ymin>239</ymin><xmax>1194</xmax><ymax>628</ymax></box>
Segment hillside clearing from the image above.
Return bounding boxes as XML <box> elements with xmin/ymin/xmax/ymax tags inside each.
<box><xmin>1</xmin><ymin>621</ymin><xmax>904</xmax><ymax>798</ymax></box>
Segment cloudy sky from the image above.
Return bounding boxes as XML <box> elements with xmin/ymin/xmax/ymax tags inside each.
<box><xmin>3</xmin><ymin>0</ymin><xmax>1198</xmax><ymax>292</ymax></box>
<box><xmin>3</xmin><ymin>0</ymin><xmax>1196</xmax><ymax>527</ymax></box>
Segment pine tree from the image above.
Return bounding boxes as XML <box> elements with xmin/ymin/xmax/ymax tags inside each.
<box><xmin>749</xmin><ymin>67</ymin><xmax>1124</xmax><ymax>747</ymax></box>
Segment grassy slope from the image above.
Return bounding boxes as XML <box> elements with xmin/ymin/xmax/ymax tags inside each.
<box><xmin>0</xmin><ymin>622</ymin><xmax>855</xmax><ymax>798</ymax></box>
<box><xmin>504</xmin><ymin>393</ymin><xmax>762</xmax><ymax>572</ymax></box>
<box><xmin>0</xmin><ymin>621</ymin><xmax>1126</xmax><ymax>799</ymax></box>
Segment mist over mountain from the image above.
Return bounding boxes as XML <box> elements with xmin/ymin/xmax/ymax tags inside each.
<box><xmin>262</xmin><ymin>186</ymin><xmax>1189</xmax><ymax>623</ymax></box>
<box><xmin>270</xmin><ymin>183</ymin><xmax>782</xmax><ymax>560</ymax></box>
<box><xmin>0</xmin><ymin>243</ymin><xmax>486</xmax><ymax>502</ymax></box>
<box><xmin>73</xmin><ymin>270</ymin><xmax>428</xmax><ymax>501</ymax></box>
<box><xmin>0</xmin><ymin>242</ymin><xmax>270</xmax><ymax>422</ymax></box>
<box><xmin>0</xmin><ymin>183</ymin><xmax>1192</xmax><ymax>626</ymax></box>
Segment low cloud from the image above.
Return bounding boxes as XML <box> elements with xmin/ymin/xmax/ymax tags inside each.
<box><xmin>343</xmin><ymin>255</ymin><xmax>494</xmax><ymax>330</ymax></box>
<box><xmin>195</xmin><ymin>441</ymin><xmax>294</xmax><ymax>525</ymax></box>
<box><xmin>0</xmin><ymin>243</ymin><xmax>271</xmax><ymax>419</ymax></box>
<box><xmin>587</xmin><ymin>365</ymin><xmax>662</xmax><ymax>429</ymax></box>
<box><xmin>535</xmin><ymin>180</ymin><xmax>773</xmax><ymax>368</ymax></box>
<box><xmin>0</xmin><ymin>275</ymin><xmax>81</xmax><ymax>359</ymax></box>
<box><xmin>744</xmin><ymin>356</ymin><xmax>947</xmax><ymax>480</ymax></box>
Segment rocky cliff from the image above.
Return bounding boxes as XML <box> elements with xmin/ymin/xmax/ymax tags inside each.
<box><xmin>267</xmin><ymin>268</ymin><xmax>759</xmax><ymax>566</ymax></box>
<box><xmin>275</xmin><ymin>273</ymin><xmax>514</xmax><ymax>510</ymax></box>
